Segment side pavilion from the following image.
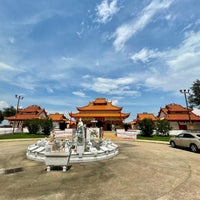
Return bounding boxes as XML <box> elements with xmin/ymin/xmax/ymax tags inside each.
<box><xmin>157</xmin><ymin>103</ymin><xmax>200</xmax><ymax>130</ymax></box>
<box><xmin>69</xmin><ymin>98</ymin><xmax>130</xmax><ymax>131</ymax></box>
<box><xmin>4</xmin><ymin>105</ymin><xmax>48</xmax><ymax>132</ymax></box>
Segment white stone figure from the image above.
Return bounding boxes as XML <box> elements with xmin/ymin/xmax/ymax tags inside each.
<box><xmin>77</xmin><ymin>118</ymin><xmax>83</xmax><ymax>129</ymax></box>
<box><xmin>64</xmin><ymin>139</ymin><xmax>70</xmax><ymax>153</ymax></box>
<box><xmin>49</xmin><ymin>131</ymin><xmax>55</xmax><ymax>140</ymax></box>
<box><xmin>59</xmin><ymin>139</ymin><xmax>64</xmax><ymax>151</ymax></box>
<box><xmin>77</xmin><ymin>118</ymin><xmax>84</xmax><ymax>144</ymax></box>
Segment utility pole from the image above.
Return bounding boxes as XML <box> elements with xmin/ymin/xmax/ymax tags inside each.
<box><xmin>180</xmin><ymin>89</ymin><xmax>191</xmax><ymax>130</ymax></box>
<box><xmin>12</xmin><ymin>95</ymin><xmax>24</xmax><ymax>134</ymax></box>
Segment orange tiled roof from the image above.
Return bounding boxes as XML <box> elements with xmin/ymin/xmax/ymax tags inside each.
<box><xmin>69</xmin><ymin>112</ymin><xmax>130</xmax><ymax>119</ymax></box>
<box><xmin>17</xmin><ymin>105</ymin><xmax>45</xmax><ymax>114</ymax></box>
<box><xmin>70</xmin><ymin>98</ymin><xmax>130</xmax><ymax>120</ymax></box>
<box><xmin>5</xmin><ymin>114</ymin><xmax>42</xmax><ymax>121</ymax></box>
<box><xmin>158</xmin><ymin>103</ymin><xmax>200</xmax><ymax>121</ymax></box>
<box><xmin>137</xmin><ymin>113</ymin><xmax>157</xmax><ymax>121</ymax></box>
<box><xmin>5</xmin><ymin>105</ymin><xmax>48</xmax><ymax>121</ymax></box>
<box><xmin>77</xmin><ymin>98</ymin><xmax>122</xmax><ymax>111</ymax></box>
<box><xmin>166</xmin><ymin>103</ymin><xmax>188</xmax><ymax>112</ymax></box>
<box><xmin>164</xmin><ymin>113</ymin><xmax>200</xmax><ymax>121</ymax></box>
<box><xmin>49</xmin><ymin>113</ymin><xmax>67</xmax><ymax>122</ymax></box>
<box><xmin>94</xmin><ymin>98</ymin><xmax>107</xmax><ymax>104</ymax></box>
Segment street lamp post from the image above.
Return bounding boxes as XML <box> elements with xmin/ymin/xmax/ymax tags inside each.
<box><xmin>12</xmin><ymin>95</ymin><xmax>24</xmax><ymax>134</ymax></box>
<box><xmin>180</xmin><ymin>89</ymin><xmax>191</xmax><ymax>130</ymax></box>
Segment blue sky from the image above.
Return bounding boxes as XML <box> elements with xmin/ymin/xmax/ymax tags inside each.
<box><xmin>0</xmin><ymin>0</ymin><xmax>200</xmax><ymax>122</ymax></box>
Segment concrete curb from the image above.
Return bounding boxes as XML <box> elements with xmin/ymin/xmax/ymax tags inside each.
<box><xmin>136</xmin><ymin>139</ymin><xmax>169</xmax><ymax>145</ymax></box>
<box><xmin>0</xmin><ymin>137</ymin><xmax>170</xmax><ymax>143</ymax></box>
<box><xmin>0</xmin><ymin>138</ymin><xmax>39</xmax><ymax>142</ymax></box>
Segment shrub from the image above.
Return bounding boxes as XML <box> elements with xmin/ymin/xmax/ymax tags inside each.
<box><xmin>138</xmin><ymin>118</ymin><xmax>155</xmax><ymax>137</ymax></box>
<box><xmin>156</xmin><ymin>119</ymin><xmax>172</xmax><ymax>136</ymax></box>
<box><xmin>24</xmin><ymin>119</ymin><xmax>41</xmax><ymax>134</ymax></box>
<box><xmin>40</xmin><ymin>118</ymin><xmax>53</xmax><ymax>135</ymax></box>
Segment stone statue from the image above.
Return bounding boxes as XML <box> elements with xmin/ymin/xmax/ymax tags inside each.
<box><xmin>77</xmin><ymin>118</ymin><xmax>83</xmax><ymax>130</ymax></box>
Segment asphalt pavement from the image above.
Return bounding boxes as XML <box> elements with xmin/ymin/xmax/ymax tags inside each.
<box><xmin>0</xmin><ymin>139</ymin><xmax>200</xmax><ymax>200</ymax></box>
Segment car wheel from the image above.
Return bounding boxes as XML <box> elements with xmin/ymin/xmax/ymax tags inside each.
<box><xmin>170</xmin><ymin>141</ymin><xmax>176</xmax><ymax>148</ymax></box>
<box><xmin>190</xmin><ymin>144</ymin><xmax>198</xmax><ymax>153</ymax></box>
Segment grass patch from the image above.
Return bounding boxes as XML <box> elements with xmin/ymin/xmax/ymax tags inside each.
<box><xmin>0</xmin><ymin>132</ymin><xmax>171</xmax><ymax>142</ymax></box>
<box><xmin>0</xmin><ymin>133</ymin><xmax>47</xmax><ymax>140</ymax></box>
<box><xmin>137</xmin><ymin>135</ymin><xmax>171</xmax><ymax>142</ymax></box>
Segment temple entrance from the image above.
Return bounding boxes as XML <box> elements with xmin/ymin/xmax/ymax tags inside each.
<box><xmin>69</xmin><ymin>98</ymin><xmax>130</xmax><ymax>131</ymax></box>
<box><xmin>96</xmin><ymin>120</ymin><xmax>103</xmax><ymax>128</ymax></box>
<box><xmin>106</xmin><ymin>123</ymin><xmax>111</xmax><ymax>131</ymax></box>
<box><xmin>59</xmin><ymin>122</ymin><xmax>66</xmax><ymax>130</ymax></box>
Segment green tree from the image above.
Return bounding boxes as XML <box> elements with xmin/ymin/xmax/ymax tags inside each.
<box><xmin>123</xmin><ymin>123</ymin><xmax>131</xmax><ymax>131</ymax></box>
<box><xmin>3</xmin><ymin>106</ymin><xmax>16</xmax><ymax>117</ymax></box>
<box><xmin>138</xmin><ymin>118</ymin><xmax>155</xmax><ymax>137</ymax></box>
<box><xmin>156</xmin><ymin>119</ymin><xmax>172</xmax><ymax>136</ymax></box>
<box><xmin>188</xmin><ymin>79</ymin><xmax>200</xmax><ymax>108</ymax></box>
<box><xmin>24</xmin><ymin>119</ymin><xmax>41</xmax><ymax>134</ymax></box>
<box><xmin>40</xmin><ymin>118</ymin><xmax>53</xmax><ymax>135</ymax></box>
<box><xmin>0</xmin><ymin>110</ymin><xmax>4</xmax><ymax>124</ymax></box>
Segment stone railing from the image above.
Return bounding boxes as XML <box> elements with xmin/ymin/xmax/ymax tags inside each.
<box><xmin>54</xmin><ymin>129</ymin><xmax>74</xmax><ymax>138</ymax></box>
<box><xmin>116</xmin><ymin>129</ymin><xmax>138</xmax><ymax>139</ymax></box>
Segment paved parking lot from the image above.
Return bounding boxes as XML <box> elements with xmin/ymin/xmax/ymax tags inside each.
<box><xmin>0</xmin><ymin>139</ymin><xmax>200</xmax><ymax>200</ymax></box>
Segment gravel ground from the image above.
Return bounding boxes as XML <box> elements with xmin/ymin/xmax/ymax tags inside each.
<box><xmin>0</xmin><ymin>139</ymin><xmax>200</xmax><ymax>200</ymax></box>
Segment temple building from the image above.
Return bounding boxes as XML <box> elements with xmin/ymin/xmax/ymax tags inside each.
<box><xmin>131</xmin><ymin>112</ymin><xmax>157</xmax><ymax>129</ymax></box>
<box><xmin>136</xmin><ymin>112</ymin><xmax>157</xmax><ymax>121</ymax></box>
<box><xmin>5</xmin><ymin>105</ymin><xmax>48</xmax><ymax>132</ymax></box>
<box><xmin>69</xmin><ymin>98</ymin><xmax>130</xmax><ymax>130</ymax></box>
<box><xmin>48</xmin><ymin>113</ymin><xmax>69</xmax><ymax>130</ymax></box>
<box><xmin>157</xmin><ymin>103</ymin><xmax>200</xmax><ymax>130</ymax></box>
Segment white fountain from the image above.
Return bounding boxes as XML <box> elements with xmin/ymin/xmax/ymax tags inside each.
<box><xmin>26</xmin><ymin>118</ymin><xmax>119</xmax><ymax>171</ymax></box>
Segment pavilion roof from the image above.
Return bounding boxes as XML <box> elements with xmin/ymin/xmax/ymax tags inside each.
<box><xmin>160</xmin><ymin>103</ymin><xmax>189</xmax><ymax>114</ymax></box>
<box><xmin>77</xmin><ymin>98</ymin><xmax>122</xmax><ymax>111</ymax></box>
<box><xmin>158</xmin><ymin>103</ymin><xmax>200</xmax><ymax>121</ymax></box>
<box><xmin>69</xmin><ymin>112</ymin><xmax>130</xmax><ymax>119</ymax></box>
<box><xmin>4</xmin><ymin>105</ymin><xmax>48</xmax><ymax>121</ymax></box>
<box><xmin>49</xmin><ymin>113</ymin><xmax>67</xmax><ymax>122</ymax></box>
<box><xmin>163</xmin><ymin>113</ymin><xmax>200</xmax><ymax>121</ymax></box>
<box><xmin>5</xmin><ymin>114</ymin><xmax>41</xmax><ymax>121</ymax></box>
<box><xmin>136</xmin><ymin>113</ymin><xmax>157</xmax><ymax>121</ymax></box>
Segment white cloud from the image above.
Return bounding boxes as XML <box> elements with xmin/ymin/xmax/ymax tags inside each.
<box><xmin>0</xmin><ymin>62</ymin><xmax>17</xmax><ymax>71</ymax></box>
<box><xmin>82</xmin><ymin>74</ymin><xmax>91</xmax><ymax>79</ymax></box>
<box><xmin>61</xmin><ymin>57</ymin><xmax>73</xmax><ymax>61</ymax></box>
<box><xmin>167</xmin><ymin>31</ymin><xmax>200</xmax><ymax>71</ymax></box>
<box><xmin>113</xmin><ymin>0</ymin><xmax>174</xmax><ymax>51</ymax></box>
<box><xmin>0</xmin><ymin>62</ymin><xmax>25</xmax><ymax>84</ymax></box>
<box><xmin>82</xmin><ymin>76</ymin><xmax>140</xmax><ymax>96</ymax></box>
<box><xmin>135</xmin><ymin>31</ymin><xmax>200</xmax><ymax>92</ymax></box>
<box><xmin>111</xmin><ymin>99</ymin><xmax>118</xmax><ymax>105</ymax></box>
<box><xmin>21</xmin><ymin>9</ymin><xmax>64</xmax><ymax>26</ymax></box>
<box><xmin>72</xmin><ymin>91</ymin><xmax>86</xmax><ymax>98</ymax></box>
<box><xmin>0</xmin><ymin>101</ymin><xmax>9</xmax><ymax>110</ymax></box>
<box><xmin>193</xmin><ymin>108</ymin><xmax>200</xmax><ymax>116</ymax></box>
<box><xmin>14</xmin><ymin>76</ymin><xmax>36</xmax><ymax>90</ymax></box>
<box><xmin>96</xmin><ymin>0</ymin><xmax>120</xmax><ymax>24</ymax></box>
<box><xmin>130</xmin><ymin>48</ymin><xmax>162</xmax><ymax>63</ymax></box>
<box><xmin>46</xmin><ymin>87</ymin><xmax>54</xmax><ymax>94</ymax></box>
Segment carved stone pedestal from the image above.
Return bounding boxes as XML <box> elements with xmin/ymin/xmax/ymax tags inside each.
<box><xmin>45</xmin><ymin>152</ymin><xmax>70</xmax><ymax>172</ymax></box>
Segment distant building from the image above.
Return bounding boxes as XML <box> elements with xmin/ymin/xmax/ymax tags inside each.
<box><xmin>131</xmin><ymin>112</ymin><xmax>157</xmax><ymax>129</ymax></box>
<box><xmin>48</xmin><ymin>113</ymin><xmax>69</xmax><ymax>130</ymax></box>
<box><xmin>136</xmin><ymin>112</ymin><xmax>158</xmax><ymax>121</ymax></box>
<box><xmin>69</xmin><ymin>98</ymin><xmax>130</xmax><ymax>130</ymax></box>
<box><xmin>157</xmin><ymin>103</ymin><xmax>200</xmax><ymax>130</ymax></box>
<box><xmin>5</xmin><ymin>105</ymin><xmax>48</xmax><ymax>132</ymax></box>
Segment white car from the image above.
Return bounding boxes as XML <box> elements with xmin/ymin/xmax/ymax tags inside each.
<box><xmin>169</xmin><ymin>132</ymin><xmax>200</xmax><ymax>153</ymax></box>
